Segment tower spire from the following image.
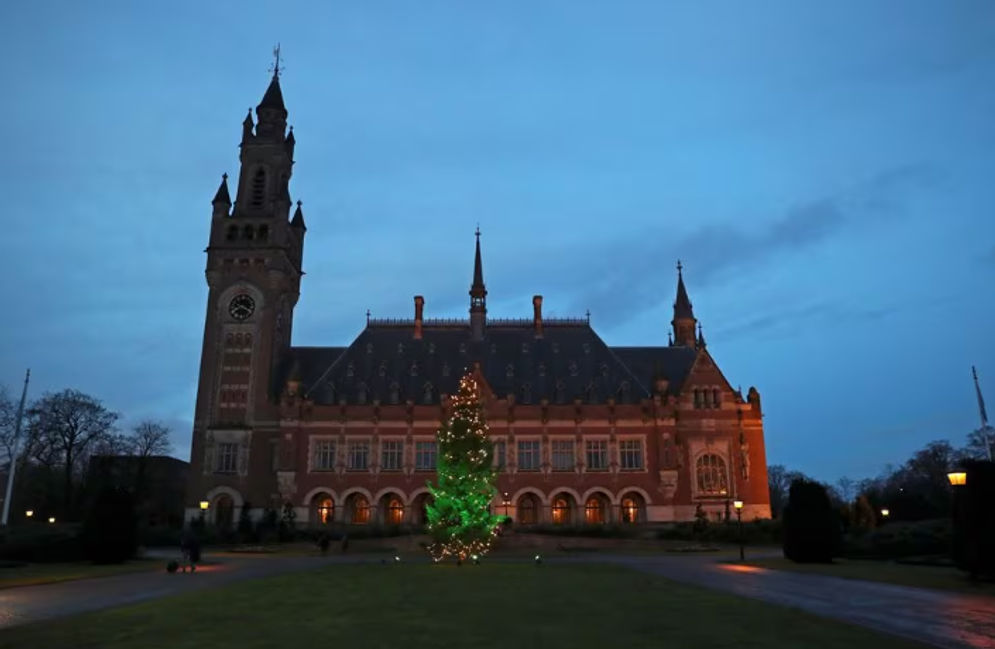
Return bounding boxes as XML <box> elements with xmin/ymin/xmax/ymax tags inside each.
<box><xmin>469</xmin><ymin>227</ymin><xmax>487</xmax><ymax>340</ymax></box>
<box><xmin>671</xmin><ymin>260</ymin><xmax>697</xmax><ymax>347</ymax></box>
<box><xmin>212</xmin><ymin>173</ymin><xmax>231</xmax><ymax>208</ymax></box>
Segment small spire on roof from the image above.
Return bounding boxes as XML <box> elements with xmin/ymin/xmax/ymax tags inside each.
<box><xmin>290</xmin><ymin>200</ymin><xmax>306</xmax><ymax>230</ymax></box>
<box><xmin>586</xmin><ymin>309</ymin><xmax>591</xmax><ymax>323</ymax></box>
<box><xmin>366</xmin><ymin>309</ymin><xmax>371</xmax><ymax>325</ymax></box>
<box><xmin>696</xmin><ymin>322</ymin><xmax>706</xmax><ymax>349</ymax></box>
<box><xmin>212</xmin><ymin>173</ymin><xmax>231</xmax><ymax>206</ymax></box>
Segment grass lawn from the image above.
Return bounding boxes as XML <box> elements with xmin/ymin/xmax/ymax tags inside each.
<box><xmin>740</xmin><ymin>557</ymin><xmax>995</xmax><ymax>597</ymax></box>
<box><xmin>0</xmin><ymin>563</ymin><xmax>933</xmax><ymax>649</ymax></box>
<box><xmin>0</xmin><ymin>559</ymin><xmax>162</xmax><ymax>589</ymax></box>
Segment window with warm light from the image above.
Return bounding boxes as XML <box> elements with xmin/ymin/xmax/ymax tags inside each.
<box><xmin>350</xmin><ymin>496</ymin><xmax>370</xmax><ymax>524</ymax></box>
<box><xmin>585</xmin><ymin>496</ymin><xmax>606</xmax><ymax>524</ymax></box>
<box><xmin>551</xmin><ymin>496</ymin><xmax>571</xmax><ymax>524</ymax></box>
<box><xmin>696</xmin><ymin>453</ymin><xmax>729</xmax><ymax>496</ymax></box>
<box><xmin>385</xmin><ymin>497</ymin><xmax>404</xmax><ymax>524</ymax></box>
<box><xmin>315</xmin><ymin>496</ymin><xmax>334</xmax><ymax>524</ymax></box>
<box><xmin>518</xmin><ymin>494</ymin><xmax>538</xmax><ymax>524</ymax></box>
<box><xmin>620</xmin><ymin>497</ymin><xmax>639</xmax><ymax>523</ymax></box>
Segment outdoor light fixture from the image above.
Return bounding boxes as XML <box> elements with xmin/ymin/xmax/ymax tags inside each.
<box><xmin>48</xmin><ymin>517</ymin><xmax>55</xmax><ymax>524</ymax></box>
<box><xmin>25</xmin><ymin>510</ymin><xmax>33</xmax><ymax>518</ymax></box>
<box><xmin>947</xmin><ymin>472</ymin><xmax>967</xmax><ymax>487</ymax></box>
<box><xmin>534</xmin><ymin>554</ymin><xmax>542</xmax><ymax>565</ymax></box>
<box><xmin>394</xmin><ymin>556</ymin><xmax>401</xmax><ymax>563</ymax></box>
<box><xmin>881</xmin><ymin>508</ymin><xmax>890</xmax><ymax>518</ymax></box>
<box><xmin>733</xmin><ymin>501</ymin><xmax>745</xmax><ymax>561</ymax></box>
<box><xmin>199</xmin><ymin>501</ymin><xmax>210</xmax><ymax>510</ymax></box>
<box><xmin>471</xmin><ymin>554</ymin><xmax>480</xmax><ymax>565</ymax></box>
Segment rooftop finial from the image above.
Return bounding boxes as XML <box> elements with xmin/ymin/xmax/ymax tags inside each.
<box><xmin>676</xmin><ymin>259</ymin><xmax>683</xmax><ymax>275</ymax></box>
<box><xmin>270</xmin><ymin>43</ymin><xmax>284</xmax><ymax>79</ymax></box>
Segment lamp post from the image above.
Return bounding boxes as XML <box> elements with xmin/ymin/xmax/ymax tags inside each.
<box><xmin>880</xmin><ymin>508</ymin><xmax>890</xmax><ymax>521</ymax></box>
<box><xmin>25</xmin><ymin>510</ymin><xmax>33</xmax><ymax>519</ymax></box>
<box><xmin>48</xmin><ymin>517</ymin><xmax>55</xmax><ymax>524</ymax></box>
<box><xmin>946</xmin><ymin>471</ymin><xmax>967</xmax><ymax>570</ymax></box>
<box><xmin>502</xmin><ymin>492</ymin><xmax>510</xmax><ymax>518</ymax></box>
<box><xmin>199</xmin><ymin>500</ymin><xmax>209</xmax><ymax>527</ymax></box>
<box><xmin>733</xmin><ymin>500</ymin><xmax>744</xmax><ymax>561</ymax></box>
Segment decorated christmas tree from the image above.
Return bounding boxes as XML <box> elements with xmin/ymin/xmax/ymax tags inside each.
<box><xmin>426</xmin><ymin>370</ymin><xmax>502</xmax><ymax>562</ymax></box>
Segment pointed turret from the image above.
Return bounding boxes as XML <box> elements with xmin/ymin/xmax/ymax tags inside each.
<box><xmin>241</xmin><ymin>109</ymin><xmax>254</xmax><ymax>143</ymax></box>
<box><xmin>255</xmin><ymin>70</ymin><xmax>288</xmax><ymax>141</ymax></box>
<box><xmin>291</xmin><ymin>200</ymin><xmax>307</xmax><ymax>232</ymax></box>
<box><xmin>469</xmin><ymin>228</ymin><xmax>487</xmax><ymax>340</ymax></box>
<box><xmin>671</xmin><ymin>261</ymin><xmax>698</xmax><ymax>347</ymax></box>
<box><xmin>696</xmin><ymin>322</ymin><xmax>706</xmax><ymax>350</ymax></box>
<box><xmin>285</xmin><ymin>126</ymin><xmax>296</xmax><ymax>158</ymax></box>
<box><xmin>212</xmin><ymin>173</ymin><xmax>231</xmax><ymax>217</ymax></box>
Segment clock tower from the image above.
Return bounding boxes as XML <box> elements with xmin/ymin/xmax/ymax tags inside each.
<box><xmin>187</xmin><ymin>66</ymin><xmax>306</xmax><ymax>514</ymax></box>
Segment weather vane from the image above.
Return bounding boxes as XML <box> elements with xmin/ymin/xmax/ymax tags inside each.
<box><xmin>270</xmin><ymin>43</ymin><xmax>284</xmax><ymax>78</ymax></box>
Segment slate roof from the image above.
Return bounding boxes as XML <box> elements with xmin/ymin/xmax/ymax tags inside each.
<box><xmin>285</xmin><ymin>320</ymin><xmax>699</xmax><ymax>406</ymax></box>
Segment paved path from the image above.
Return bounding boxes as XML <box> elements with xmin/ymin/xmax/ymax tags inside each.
<box><xmin>1</xmin><ymin>549</ymin><xmax>993</xmax><ymax>649</ymax></box>
<box><xmin>0</xmin><ymin>551</ymin><xmax>371</xmax><ymax>630</ymax></box>
<box><xmin>593</xmin><ymin>553</ymin><xmax>995</xmax><ymax>649</ymax></box>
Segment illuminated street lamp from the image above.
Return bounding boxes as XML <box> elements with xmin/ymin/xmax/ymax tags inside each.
<box><xmin>880</xmin><ymin>508</ymin><xmax>890</xmax><ymax>518</ymax></box>
<box><xmin>48</xmin><ymin>517</ymin><xmax>55</xmax><ymax>524</ymax></box>
<box><xmin>733</xmin><ymin>500</ymin><xmax>744</xmax><ymax>561</ymax></box>
<box><xmin>947</xmin><ymin>472</ymin><xmax>967</xmax><ymax>487</ymax></box>
<box><xmin>502</xmin><ymin>492</ymin><xmax>510</xmax><ymax>518</ymax></box>
<box><xmin>25</xmin><ymin>510</ymin><xmax>33</xmax><ymax>518</ymax></box>
<box><xmin>199</xmin><ymin>501</ymin><xmax>210</xmax><ymax>510</ymax></box>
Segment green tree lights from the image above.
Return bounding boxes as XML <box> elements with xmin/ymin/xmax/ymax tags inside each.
<box><xmin>426</xmin><ymin>371</ymin><xmax>502</xmax><ymax>562</ymax></box>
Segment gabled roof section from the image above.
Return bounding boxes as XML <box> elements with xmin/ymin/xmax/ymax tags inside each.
<box><xmin>292</xmin><ymin>319</ymin><xmax>703</xmax><ymax>406</ymax></box>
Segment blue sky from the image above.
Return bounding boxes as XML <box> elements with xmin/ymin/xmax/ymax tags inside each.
<box><xmin>1</xmin><ymin>1</ymin><xmax>993</xmax><ymax>484</ymax></box>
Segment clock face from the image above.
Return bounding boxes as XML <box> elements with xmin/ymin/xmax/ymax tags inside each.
<box><xmin>228</xmin><ymin>294</ymin><xmax>255</xmax><ymax>321</ymax></box>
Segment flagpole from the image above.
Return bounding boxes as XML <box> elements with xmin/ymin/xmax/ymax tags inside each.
<box><xmin>1</xmin><ymin>369</ymin><xmax>30</xmax><ymax>527</ymax></box>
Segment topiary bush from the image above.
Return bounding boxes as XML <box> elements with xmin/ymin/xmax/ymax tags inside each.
<box><xmin>782</xmin><ymin>479</ymin><xmax>841</xmax><ymax>563</ymax></box>
<box><xmin>82</xmin><ymin>486</ymin><xmax>139</xmax><ymax>564</ymax></box>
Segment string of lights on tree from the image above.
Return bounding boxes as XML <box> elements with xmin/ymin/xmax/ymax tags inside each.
<box><xmin>426</xmin><ymin>371</ymin><xmax>503</xmax><ymax>563</ymax></box>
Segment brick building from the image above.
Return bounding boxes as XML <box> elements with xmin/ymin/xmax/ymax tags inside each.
<box><xmin>186</xmin><ymin>71</ymin><xmax>771</xmax><ymax>528</ymax></box>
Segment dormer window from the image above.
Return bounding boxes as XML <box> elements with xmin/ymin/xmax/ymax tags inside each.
<box><xmin>346</xmin><ymin>363</ymin><xmax>354</xmax><ymax>378</ymax></box>
<box><xmin>520</xmin><ymin>383</ymin><xmax>532</xmax><ymax>404</ymax></box>
<box><xmin>356</xmin><ymin>383</ymin><xmax>367</xmax><ymax>404</ymax></box>
<box><xmin>428</xmin><ymin>343</ymin><xmax>435</xmax><ymax>354</ymax></box>
<box><xmin>506</xmin><ymin>364</ymin><xmax>514</xmax><ymax>378</ymax></box>
<box><xmin>366</xmin><ymin>343</ymin><xmax>374</xmax><ymax>354</ymax></box>
<box><xmin>458</xmin><ymin>343</ymin><xmax>467</xmax><ymax>354</ymax></box>
<box><xmin>442</xmin><ymin>363</ymin><xmax>450</xmax><ymax>377</ymax></box>
<box><xmin>410</xmin><ymin>362</ymin><xmax>419</xmax><ymax>377</ymax></box>
<box><xmin>423</xmin><ymin>383</ymin><xmax>434</xmax><ymax>404</ymax></box>
<box><xmin>569</xmin><ymin>361</ymin><xmax>578</xmax><ymax>377</ymax></box>
<box><xmin>397</xmin><ymin>343</ymin><xmax>405</xmax><ymax>355</ymax></box>
<box><xmin>378</xmin><ymin>361</ymin><xmax>387</xmax><ymax>377</ymax></box>
<box><xmin>389</xmin><ymin>382</ymin><xmax>400</xmax><ymax>404</ymax></box>
<box><xmin>538</xmin><ymin>364</ymin><xmax>546</xmax><ymax>377</ymax></box>
<box><xmin>250</xmin><ymin>168</ymin><xmax>266</xmax><ymax>208</ymax></box>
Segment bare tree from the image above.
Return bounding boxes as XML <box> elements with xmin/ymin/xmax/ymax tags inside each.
<box><xmin>965</xmin><ymin>426</ymin><xmax>995</xmax><ymax>461</ymax></box>
<box><xmin>0</xmin><ymin>385</ymin><xmax>17</xmax><ymax>470</ymax></box>
<box><xmin>27</xmin><ymin>390</ymin><xmax>119</xmax><ymax>516</ymax></box>
<box><xmin>836</xmin><ymin>477</ymin><xmax>855</xmax><ymax>504</ymax></box>
<box><xmin>128</xmin><ymin>420</ymin><xmax>173</xmax><ymax>458</ymax></box>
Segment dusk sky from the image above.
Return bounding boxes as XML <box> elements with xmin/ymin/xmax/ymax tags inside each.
<box><xmin>1</xmin><ymin>2</ymin><xmax>993</xmax><ymax>485</ymax></box>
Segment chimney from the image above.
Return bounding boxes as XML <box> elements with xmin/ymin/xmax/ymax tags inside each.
<box><xmin>413</xmin><ymin>295</ymin><xmax>424</xmax><ymax>339</ymax></box>
<box><xmin>533</xmin><ymin>295</ymin><xmax>543</xmax><ymax>337</ymax></box>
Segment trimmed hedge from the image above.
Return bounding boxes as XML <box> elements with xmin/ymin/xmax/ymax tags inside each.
<box><xmin>0</xmin><ymin>524</ymin><xmax>86</xmax><ymax>563</ymax></box>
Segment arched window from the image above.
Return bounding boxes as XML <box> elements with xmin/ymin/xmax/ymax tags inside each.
<box><xmin>250</xmin><ymin>168</ymin><xmax>266</xmax><ymax>208</ymax></box>
<box><xmin>386</xmin><ymin>497</ymin><xmax>404</xmax><ymax>525</ymax></box>
<box><xmin>312</xmin><ymin>495</ymin><xmax>334</xmax><ymax>525</ymax></box>
<box><xmin>214</xmin><ymin>494</ymin><xmax>235</xmax><ymax>529</ymax></box>
<box><xmin>696</xmin><ymin>454</ymin><xmax>729</xmax><ymax>496</ymax></box>
<box><xmin>551</xmin><ymin>496</ymin><xmax>571</xmax><ymax>525</ymax></box>
<box><xmin>585</xmin><ymin>496</ymin><xmax>607</xmax><ymax>524</ymax></box>
<box><xmin>620</xmin><ymin>494</ymin><xmax>643</xmax><ymax>524</ymax></box>
<box><xmin>350</xmin><ymin>495</ymin><xmax>370</xmax><ymax>524</ymax></box>
<box><xmin>518</xmin><ymin>494</ymin><xmax>538</xmax><ymax>525</ymax></box>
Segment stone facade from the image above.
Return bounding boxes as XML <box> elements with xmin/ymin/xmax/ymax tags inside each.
<box><xmin>185</xmin><ymin>72</ymin><xmax>771</xmax><ymax>527</ymax></box>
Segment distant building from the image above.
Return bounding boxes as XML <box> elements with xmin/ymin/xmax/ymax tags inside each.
<box><xmin>88</xmin><ymin>455</ymin><xmax>188</xmax><ymax>529</ymax></box>
<box><xmin>186</xmin><ymin>70</ymin><xmax>771</xmax><ymax>527</ymax></box>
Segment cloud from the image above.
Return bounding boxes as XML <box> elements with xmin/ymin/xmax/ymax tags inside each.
<box><xmin>493</xmin><ymin>162</ymin><xmax>940</xmax><ymax>328</ymax></box>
